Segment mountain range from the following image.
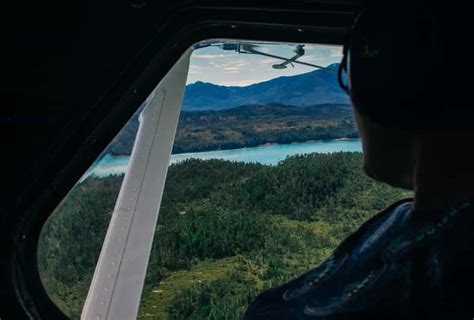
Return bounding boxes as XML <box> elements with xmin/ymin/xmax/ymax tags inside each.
<box><xmin>181</xmin><ymin>63</ymin><xmax>349</xmax><ymax>111</ymax></box>
<box><xmin>106</xmin><ymin>63</ymin><xmax>354</xmax><ymax>155</ymax></box>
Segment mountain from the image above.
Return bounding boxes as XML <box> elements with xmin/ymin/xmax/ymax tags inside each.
<box><xmin>105</xmin><ymin>64</ymin><xmax>353</xmax><ymax>155</ymax></box>
<box><xmin>182</xmin><ymin>63</ymin><xmax>349</xmax><ymax>111</ymax></box>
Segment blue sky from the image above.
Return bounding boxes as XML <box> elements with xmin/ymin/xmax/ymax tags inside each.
<box><xmin>187</xmin><ymin>42</ymin><xmax>343</xmax><ymax>86</ymax></box>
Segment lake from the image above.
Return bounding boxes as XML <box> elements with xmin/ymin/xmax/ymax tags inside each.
<box><xmin>81</xmin><ymin>139</ymin><xmax>362</xmax><ymax>181</ymax></box>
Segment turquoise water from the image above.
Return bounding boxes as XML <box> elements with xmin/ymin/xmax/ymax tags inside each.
<box><xmin>81</xmin><ymin>139</ymin><xmax>362</xmax><ymax>181</ymax></box>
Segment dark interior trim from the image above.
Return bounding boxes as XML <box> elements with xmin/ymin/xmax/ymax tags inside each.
<box><xmin>1</xmin><ymin>1</ymin><xmax>360</xmax><ymax>318</ymax></box>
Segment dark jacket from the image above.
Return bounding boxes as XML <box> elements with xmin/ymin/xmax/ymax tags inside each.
<box><xmin>244</xmin><ymin>199</ymin><xmax>474</xmax><ymax>320</ymax></box>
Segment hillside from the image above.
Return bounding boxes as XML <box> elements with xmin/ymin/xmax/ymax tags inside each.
<box><xmin>107</xmin><ymin>103</ymin><xmax>358</xmax><ymax>155</ymax></box>
<box><xmin>173</xmin><ymin>103</ymin><xmax>357</xmax><ymax>153</ymax></box>
<box><xmin>182</xmin><ymin>63</ymin><xmax>349</xmax><ymax>111</ymax></box>
<box><xmin>38</xmin><ymin>155</ymin><xmax>413</xmax><ymax>319</ymax></box>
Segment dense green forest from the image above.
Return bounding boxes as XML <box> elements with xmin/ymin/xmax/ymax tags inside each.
<box><xmin>108</xmin><ymin>103</ymin><xmax>358</xmax><ymax>155</ymax></box>
<box><xmin>38</xmin><ymin>153</ymin><xmax>411</xmax><ymax>319</ymax></box>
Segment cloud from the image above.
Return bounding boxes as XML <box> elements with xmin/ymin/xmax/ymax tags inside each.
<box><xmin>222</xmin><ymin>67</ymin><xmax>242</xmax><ymax>71</ymax></box>
<box><xmin>300</xmin><ymin>54</ymin><xmax>319</xmax><ymax>61</ymax></box>
<box><xmin>329</xmin><ymin>47</ymin><xmax>343</xmax><ymax>58</ymax></box>
<box><xmin>188</xmin><ymin>65</ymin><xmax>206</xmax><ymax>74</ymax></box>
<box><xmin>258</xmin><ymin>58</ymin><xmax>278</xmax><ymax>64</ymax></box>
<box><xmin>187</xmin><ymin>43</ymin><xmax>342</xmax><ymax>86</ymax></box>
<box><xmin>207</xmin><ymin>59</ymin><xmax>250</xmax><ymax>72</ymax></box>
<box><xmin>234</xmin><ymin>62</ymin><xmax>250</xmax><ymax>67</ymax></box>
<box><xmin>189</xmin><ymin>65</ymin><xmax>206</xmax><ymax>70</ymax></box>
<box><xmin>192</xmin><ymin>53</ymin><xmax>230</xmax><ymax>59</ymax></box>
<box><xmin>219</xmin><ymin>79</ymin><xmax>261</xmax><ymax>86</ymax></box>
<box><xmin>308</xmin><ymin>46</ymin><xmax>342</xmax><ymax>59</ymax></box>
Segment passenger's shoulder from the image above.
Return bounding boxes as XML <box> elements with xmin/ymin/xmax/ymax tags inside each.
<box><xmin>245</xmin><ymin>199</ymin><xmax>415</xmax><ymax>320</ymax></box>
<box><xmin>245</xmin><ymin>199</ymin><xmax>474</xmax><ymax>320</ymax></box>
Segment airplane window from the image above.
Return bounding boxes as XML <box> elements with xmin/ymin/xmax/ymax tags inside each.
<box><xmin>37</xmin><ymin>41</ymin><xmax>413</xmax><ymax>319</ymax></box>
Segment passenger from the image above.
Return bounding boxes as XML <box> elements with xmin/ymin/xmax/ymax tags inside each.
<box><xmin>244</xmin><ymin>3</ymin><xmax>474</xmax><ymax>320</ymax></box>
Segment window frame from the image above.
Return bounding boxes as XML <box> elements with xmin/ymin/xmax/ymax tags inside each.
<box><xmin>9</xmin><ymin>7</ymin><xmax>356</xmax><ymax>319</ymax></box>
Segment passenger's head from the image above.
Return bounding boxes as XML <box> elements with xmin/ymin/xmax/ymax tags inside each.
<box><xmin>339</xmin><ymin>3</ymin><xmax>474</xmax><ymax>190</ymax></box>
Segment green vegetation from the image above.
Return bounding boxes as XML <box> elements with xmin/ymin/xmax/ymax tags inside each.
<box><xmin>38</xmin><ymin>153</ymin><xmax>411</xmax><ymax>319</ymax></box>
<box><xmin>108</xmin><ymin>104</ymin><xmax>358</xmax><ymax>155</ymax></box>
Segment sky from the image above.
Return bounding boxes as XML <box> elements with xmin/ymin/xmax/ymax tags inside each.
<box><xmin>187</xmin><ymin>42</ymin><xmax>343</xmax><ymax>87</ymax></box>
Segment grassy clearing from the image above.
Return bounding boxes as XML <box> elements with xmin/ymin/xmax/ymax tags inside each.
<box><xmin>139</xmin><ymin>257</ymin><xmax>239</xmax><ymax>319</ymax></box>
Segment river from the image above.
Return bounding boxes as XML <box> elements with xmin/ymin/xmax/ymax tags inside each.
<box><xmin>81</xmin><ymin>139</ymin><xmax>362</xmax><ymax>181</ymax></box>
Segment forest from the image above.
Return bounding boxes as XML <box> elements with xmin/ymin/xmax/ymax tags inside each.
<box><xmin>107</xmin><ymin>103</ymin><xmax>358</xmax><ymax>155</ymax></box>
<box><xmin>38</xmin><ymin>152</ymin><xmax>412</xmax><ymax>319</ymax></box>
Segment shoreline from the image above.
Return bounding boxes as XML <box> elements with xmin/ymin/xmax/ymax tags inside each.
<box><xmin>110</xmin><ymin>137</ymin><xmax>361</xmax><ymax>157</ymax></box>
<box><xmin>84</xmin><ymin>138</ymin><xmax>362</xmax><ymax>180</ymax></box>
<box><xmin>257</xmin><ymin>142</ymin><xmax>280</xmax><ymax>147</ymax></box>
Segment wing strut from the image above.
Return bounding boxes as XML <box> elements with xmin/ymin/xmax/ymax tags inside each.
<box><xmin>81</xmin><ymin>48</ymin><xmax>192</xmax><ymax>320</ymax></box>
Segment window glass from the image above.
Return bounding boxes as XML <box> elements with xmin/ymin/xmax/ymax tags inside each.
<box><xmin>38</xmin><ymin>41</ymin><xmax>412</xmax><ymax>319</ymax></box>
<box><xmin>37</xmin><ymin>105</ymin><xmax>142</xmax><ymax>319</ymax></box>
